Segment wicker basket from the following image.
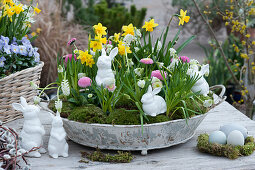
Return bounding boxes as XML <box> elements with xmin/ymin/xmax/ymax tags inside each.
<box><xmin>0</xmin><ymin>62</ymin><xmax>44</xmax><ymax>124</ymax></box>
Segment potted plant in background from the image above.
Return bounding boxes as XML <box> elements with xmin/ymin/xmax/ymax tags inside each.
<box><xmin>0</xmin><ymin>0</ymin><xmax>43</xmax><ymax>123</ymax></box>
<box><xmin>36</xmin><ymin>10</ymin><xmax>225</xmax><ymax>155</ymax></box>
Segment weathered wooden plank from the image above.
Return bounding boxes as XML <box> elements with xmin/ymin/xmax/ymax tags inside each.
<box><xmin>5</xmin><ymin>101</ymin><xmax>255</xmax><ymax>170</ymax></box>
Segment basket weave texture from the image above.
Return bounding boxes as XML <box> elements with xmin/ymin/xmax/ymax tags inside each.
<box><xmin>0</xmin><ymin>62</ymin><xmax>44</xmax><ymax>123</ymax></box>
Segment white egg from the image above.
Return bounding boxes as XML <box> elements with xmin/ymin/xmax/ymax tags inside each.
<box><xmin>227</xmin><ymin>130</ymin><xmax>244</xmax><ymax>146</ymax></box>
<box><xmin>220</xmin><ymin>123</ymin><xmax>248</xmax><ymax>138</ymax></box>
<box><xmin>209</xmin><ymin>131</ymin><xmax>227</xmax><ymax>145</ymax></box>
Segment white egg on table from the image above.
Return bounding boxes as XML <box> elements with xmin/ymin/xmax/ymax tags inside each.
<box><xmin>209</xmin><ymin>131</ymin><xmax>227</xmax><ymax>145</ymax></box>
<box><xmin>220</xmin><ymin>123</ymin><xmax>248</xmax><ymax>138</ymax></box>
<box><xmin>227</xmin><ymin>130</ymin><xmax>245</xmax><ymax>146</ymax></box>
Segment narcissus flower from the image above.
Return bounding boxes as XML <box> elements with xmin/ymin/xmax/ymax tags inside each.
<box><xmin>178</xmin><ymin>9</ymin><xmax>190</xmax><ymax>26</ymax></box>
<box><xmin>93</xmin><ymin>23</ymin><xmax>107</xmax><ymax>36</ymax></box>
<box><xmin>90</xmin><ymin>40</ymin><xmax>102</xmax><ymax>52</ymax></box>
<box><xmin>34</xmin><ymin>3</ymin><xmax>41</xmax><ymax>14</ymax></box>
<box><xmin>140</xmin><ymin>58</ymin><xmax>153</xmax><ymax>64</ymax></box>
<box><xmin>118</xmin><ymin>43</ymin><xmax>132</xmax><ymax>55</ymax></box>
<box><xmin>122</xmin><ymin>24</ymin><xmax>135</xmax><ymax>36</ymax></box>
<box><xmin>142</xmin><ymin>19</ymin><xmax>158</xmax><ymax>32</ymax></box>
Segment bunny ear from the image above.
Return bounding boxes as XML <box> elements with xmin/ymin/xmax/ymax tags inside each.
<box><xmin>20</xmin><ymin>97</ymin><xmax>28</xmax><ymax>107</ymax></box>
<box><xmin>147</xmin><ymin>85</ymin><xmax>152</xmax><ymax>93</ymax></box>
<box><xmin>152</xmin><ymin>87</ymin><xmax>161</xmax><ymax>95</ymax></box>
<box><xmin>12</xmin><ymin>103</ymin><xmax>25</xmax><ymax>112</ymax></box>
<box><xmin>101</xmin><ymin>48</ymin><xmax>106</xmax><ymax>56</ymax></box>
<box><xmin>109</xmin><ymin>47</ymin><xmax>118</xmax><ymax>60</ymax></box>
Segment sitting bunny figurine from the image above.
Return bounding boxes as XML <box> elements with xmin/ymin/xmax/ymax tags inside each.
<box><xmin>12</xmin><ymin>97</ymin><xmax>46</xmax><ymax>157</ymax></box>
<box><xmin>48</xmin><ymin>111</ymin><xmax>68</xmax><ymax>159</ymax></box>
<box><xmin>141</xmin><ymin>85</ymin><xmax>167</xmax><ymax>116</ymax></box>
<box><xmin>96</xmin><ymin>47</ymin><xmax>118</xmax><ymax>86</ymax></box>
<box><xmin>189</xmin><ymin>64</ymin><xmax>210</xmax><ymax>96</ymax></box>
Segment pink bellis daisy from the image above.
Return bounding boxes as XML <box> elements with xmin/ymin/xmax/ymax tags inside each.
<box><xmin>67</xmin><ymin>38</ymin><xmax>76</xmax><ymax>46</ymax></box>
<box><xmin>78</xmin><ymin>77</ymin><xmax>92</xmax><ymax>88</ymax></box>
<box><xmin>140</xmin><ymin>58</ymin><xmax>153</xmax><ymax>64</ymax></box>
<box><xmin>151</xmin><ymin>70</ymin><xmax>167</xmax><ymax>80</ymax></box>
<box><xmin>180</xmin><ymin>56</ymin><xmax>190</xmax><ymax>63</ymax></box>
<box><xmin>63</xmin><ymin>54</ymin><xmax>77</xmax><ymax>63</ymax></box>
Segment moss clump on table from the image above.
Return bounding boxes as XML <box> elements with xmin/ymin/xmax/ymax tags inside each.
<box><xmin>81</xmin><ymin>149</ymin><xmax>133</xmax><ymax>163</ymax></box>
<box><xmin>197</xmin><ymin>133</ymin><xmax>255</xmax><ymax>159</ymax></box>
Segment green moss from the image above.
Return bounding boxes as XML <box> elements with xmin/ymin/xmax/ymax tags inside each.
<box><xmin>145</xmin><ymin>114</ymin><xmax>172</xmax><ymax>124</ymax></box>
<box><xmin>197</xmin><ymin>133</ymin><xmax>255</xmax><ymax>159</ymax></box>
<box><xmin>68</xmin><ymin>104</ymin><xmax>106</xmax><ymax>124</ymax></box>
<box><xmin>81</xmin><ymin>149</ymin><xmax>133</xmax><ymax>163</ymax></box>
<box><xmin>115</xmin><ymin>94</ymin><xmax>137</xmax><ymax>110</ymax></box>
<box><xmin>106</xmin><ymin>109</ymin><xmax>140</xmax><ymax>125</ymax></box>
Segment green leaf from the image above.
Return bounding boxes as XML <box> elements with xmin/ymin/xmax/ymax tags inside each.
<box><xmin>176</xmin><ymin>35</ymin><xmax>196</xmax><ymax>54</ymax></box>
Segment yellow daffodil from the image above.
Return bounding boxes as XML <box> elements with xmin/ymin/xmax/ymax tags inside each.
<box><xmin>118</xmin><ymin>43</ymin><xmax>132</xmax><ymax>55</ymax></box>
<box><xmin>90</xmin><ymin>40</ymin><xmax>102</xmax><ymax>52</ymax></box>
<box><xmin>178</xmin><ymin>9</ymin><xmax>190</xmax><ymax>26</ymax></box>
<box><xmin>14</xmin><ymin>4</ymin><xmax>23</xmax><ymax>14</ymax></box>
<box><xmin>122</xmin><ymin>24</ymin><xmax>135</xmax><ymax>36</ymax></box>
<box><xmin>93</xmin><ymin>23</ymin><xmax>107</xmax><ymax>36</ymax></box>
<box><xmin>142</xmin><ymin>19</ymin><xmax>158</xmax><ymax>32</ymax></box>
<box><xmin>85</xmin><ymin>56</ymin><xmax>95</xmax><ymax>68</ymax></box>
<box><xmin>34</xmin><ymin>3</ymin><xmax>41</xmax><ymax>14</ymax></box>
<box><xmin>77</xmin><ymin>50</ymin><xmax>92</xmax><ymax>64</ymax></box>
<box><xmin>95</xmin><ymin>35</ymin><xmax>107</xmax><ymax>44</ymax></box>
<box><xmin>3</xmin><ymin>5</ymin><xmax>15</xmax><ymax>21</ymax></box>
<box><xmin>36</xmin><ymin>28</ymin><xmax>42</xmax><ymax>33</ymax></box>
<box><xmin>114</xmin><ymin>33</ymin><xmax>120</xmax><ymax>42</ymax></box>
<box><xmin>31</xmin><ymin>32</ymin><xmax>37</xmax><ymax>37</ymax></box>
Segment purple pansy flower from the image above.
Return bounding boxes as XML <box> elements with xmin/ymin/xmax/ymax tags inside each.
<box><xmin>3</xmin><ymin>45</ymin><xmax>11</xmax><ymax>54</ymax></box>
<box><xmin>21</xmin><ymin>37</ymin><xmax>31</xmax><ymax>45</ymax></box>
<box><xmin>1</xmin><ymin>36</ymin><xmax>9</xmax><ymax>45</ymax></box>
<box><xmin>11</xmin><ymin>44</ymin><xmax>20</xmax><ymax>54</ymax></box>
<box><xmin>19</xmin><ymin>45</ymin><xmax>27</xmax><ymax>56</ymax></box>
<box><xmin>0</xmin><ymin>56</ymin><xmax>6</xmax><ymax>67</ymax></box>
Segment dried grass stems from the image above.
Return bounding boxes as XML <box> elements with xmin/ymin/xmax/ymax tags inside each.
<box><xmin>32</xmin><ymin>0</ymin><xmax>88</xmax><ymax>89</ymax></box>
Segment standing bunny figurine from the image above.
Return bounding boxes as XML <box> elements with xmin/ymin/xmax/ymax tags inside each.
<box><xmin>48</xmin><ymin>111</ymin><xmax>68</xmax><ymax>159</ymax></box>
<box><xmin>189</xmin><ymin>64</ymin><xmax>210</xmax><ymax>96</ymax></box>
<box><xmin>95</xmin><ymin>47</ymin><xmax>118</xmax><ymax>86</ymax></box>
<box><xmin>12</xmin><ymin>97</ymin><xmax>46</xmax><ymax>157</ymax></box>
<box><xmin>141</xmin><ymin>85</ymin><xmax>167</xmax><ymax>116</ymax></box>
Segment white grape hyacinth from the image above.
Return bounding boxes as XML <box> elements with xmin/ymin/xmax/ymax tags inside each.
<box><xmin>33</xmin><ymin>96</ymin><xmax>41</xmax><ymax>105</ymax></box>
<box><xmin>61</xmin><ymin>79</ymin><xmax>70</xmax><ymax>96</ymax></box>
<box><xmin>30</xmin><ymin>81</ymin><xmax>38</xmax><ymax>90</ymax></box>
<box><xmin>169</xmin><ymin>48</ymin><xmax>176</xmax><ymax>56</ymax></box>
<box><xmin>55</xmin><ymin>100</ymin><xmax>62</xmax><ymax>113</ymax></box>
<box><xmin>137</xmin><ymin>80</ymin><xmax>145</xmax><ymax>88</ymax></box>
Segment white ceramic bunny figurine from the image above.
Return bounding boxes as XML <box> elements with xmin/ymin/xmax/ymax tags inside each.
<box><xmin>141</xmin><ymin>85</ymin><xmax>167</xmax><ymax>116</ymax></box>
<box><xmin>48</xmin><ymin>111</ymin><xmax>69</xmax><ymax>159</ymax></box>
<box><xmin>96</xmin><ymin>47</ymin><xmax>118</xmax><ymax>86</ymax></box>
<box><xmin>190</xmin><ymin>64</ymin><xmax>210</xmax><ymax>96</ymax></box>
<box><xmin>12</xmin><ymin>97</ymin><xmax>46</xmax><ymax>157</ymax></box>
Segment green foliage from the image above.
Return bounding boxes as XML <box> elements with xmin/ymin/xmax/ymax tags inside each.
<box><xmin>203</xmin><ymin>34</ymin><xmax>243</xmax><ymax>86</ymax></box>
<box><xmin>81</xmin><ymin>149</ymin><xmax>133</xmax><ymax>163</ymax></box>
<box><xmin>63</xmin><ymin>0</ymin><xmax>146</xmax><ymax>34</ymax></box>
<box><xmin>68</xmin><ymin>104</ymin><xmax>106</xmax><ymax>123</ymax></box>
<box><xmin>197</xmin><ymin>133</ymin><xmax>255</xmax><ymax>159</ymax></box>
<box><xmin>162</xmin><ymin>61</ymin><xmax>200</xmax><ymax>119</ymax></box>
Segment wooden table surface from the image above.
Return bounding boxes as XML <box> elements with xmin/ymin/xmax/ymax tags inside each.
<box><xmin>6</xmin><ymin>101</ymin><xmax>255</xmax><ymax>170</ymax></box>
